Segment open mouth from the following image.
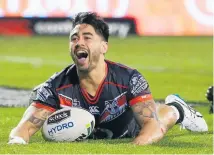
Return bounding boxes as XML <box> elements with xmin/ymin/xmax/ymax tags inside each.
<box><xmin>75</xmin><ymin>50</ymin><xmax>88</xmax><ymax>65</ymax></box>
<box><xmin>76</xmin><ymin>51</ymin><xmax>88</xmax><ymax>59</ymax></box>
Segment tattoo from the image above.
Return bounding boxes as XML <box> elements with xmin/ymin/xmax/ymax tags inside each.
<box><xmin>132</xmin><ymin>100</ymin><xmax>159</xmax><ymax>125</ymax></box>
<box><xmin>28</xmin><ymin>108</ymin><xmax>51</xmax><ymax>128</ymax></box>
<box><xmin>28</xmin><ymin>116</ymin><xmax>45</xmax><ymax>128</ymax></box>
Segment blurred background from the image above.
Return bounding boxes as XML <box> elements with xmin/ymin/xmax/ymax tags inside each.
<box><xmin>0</xmin><ymin>0</ymin><xmax>213</xmax><ymax>106</ymax></box>
<box><xmin>0</xmin><ymin>0</ymin><xmax>213</xmax><ymax>36</ymax></box>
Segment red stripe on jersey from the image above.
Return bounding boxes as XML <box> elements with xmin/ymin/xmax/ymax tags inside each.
<box><xmin>81</xmin><ymin>63</ymin><xmax>108</xmax><ymax>104</ymax></box>
<box><xmin>58</xmin><ymin>95</ymin><xmax>72</xmax><ymax>106</ymax></box>
<box><xmin>56</xmin><ymin>84</ymin><xmax>73</xmax><ymax>91</ymax></box>
<box><xmin>129</xmin><ymin>94</ymin><xmax>153</xmax><ymax>106</ymax></box>
<box><xmin>100</xmin><ymin>111</ymin><xmax>110</xmax><ymax>122</ymax></box>
<box><xmin>32</xmin><ymin>102</ymin><xmax>56</xmax><ymax>112</ymax></box>
<box><xmin>105</xmin><ymin>60</ymin><xmax>135</xmax><ymax>70</ymax></box>
<box><xmin>82</xmin><ymin>82</ymin><xmax>128</xmax><ymax>105</ymax></box>
<box><xmin>104</xmin><ymin>82</ymin><xmax>128</xmax><ymax>89</ymax></box>
<box><xmin>117</xmin><ymin>95</ymin><xmax>127</xmax><ymax>106</ymax></box>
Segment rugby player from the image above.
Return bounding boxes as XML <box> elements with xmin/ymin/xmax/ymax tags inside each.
<box><xmin>8</xmin><ymin>12</ymin><xmax>208</xmax><ymax>145</ymax></box>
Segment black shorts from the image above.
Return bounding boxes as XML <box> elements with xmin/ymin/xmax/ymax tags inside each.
<box><xmin>90</xmin><ymin>118</ymin><xmax>141</xmax><ymax>139</ymax></box>
<box><xmin>122</xmin><ymin>117</ymin><xmax>141</xmax><ymax>138</ymax></box>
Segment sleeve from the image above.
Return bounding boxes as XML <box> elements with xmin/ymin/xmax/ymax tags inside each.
<box><xmin>127</xmin><ymin>70</ymin><xmax>153</xmax><ymax>106</ymax></box>
<box><xmin>29</xmin><ymin>82</ymin><xmax>59</xmax><ymax>112</ymax></box>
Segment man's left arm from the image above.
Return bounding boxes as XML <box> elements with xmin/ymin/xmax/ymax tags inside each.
<box><xmin>131</xmin><ymin>97</ymin><xmax>165</xmax><ymax>145</ymax></box>
<box><xmin>127</xmin><ymin>70</ymin><xmax>165</xmax><ymax>145</ymax></box>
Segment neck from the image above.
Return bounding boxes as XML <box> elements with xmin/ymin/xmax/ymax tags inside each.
<box><xmin>78</xmin><ymin>59</ymin><xmax>106</xmax><ymax>90</ymax></box>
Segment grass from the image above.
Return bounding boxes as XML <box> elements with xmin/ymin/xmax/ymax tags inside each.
<box><xmin>0</xmin><ymin>106</ymin><xmax>213</xmax><ymax>154</ymax></box>
<box><xmin>0</xmin><ymin>36</ymin><xmax>212</xmax><ymax>101</ymax></box>
<box><xmin>0</xmin><ymin>36</ymin><xmax>213</xmax><ymax>154</ymax></box>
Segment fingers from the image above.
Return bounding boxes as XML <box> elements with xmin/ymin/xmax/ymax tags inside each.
<box><xmin>8</xmin><ymin>136</ymin><xmax>27</xmax><ymax>145</ymax></box>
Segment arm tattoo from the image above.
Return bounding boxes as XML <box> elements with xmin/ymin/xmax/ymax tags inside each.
<box><xmin>28</xmin><ymin>109</ymin><xmax>51</xmax><ymax>128</ymax></box>
<box><xmin>132</xmin><ymin>100</ymin><xmax>159</xmax><ymax>125</ymax></box>
<box><xmin>28</xmin><ymin>116</ymin><xmax>45</xmax><ymax>128</ymax></box>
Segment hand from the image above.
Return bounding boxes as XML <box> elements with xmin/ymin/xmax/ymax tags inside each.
<box><xmin>8</xmin><ymin>136</ymin><xmax>27</xmax><ymax>145</ymax></box>
<box><xmin>132</xmin><ymin>135</ymin><xmax>153</xmax><ymax>145</ymax></box>
<box><xmin>132</xmin><ymin>125</ymin><xmax>165</xmax><ymax>146</ymax></box>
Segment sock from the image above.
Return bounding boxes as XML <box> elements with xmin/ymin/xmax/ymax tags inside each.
<box><xmin>166</xmin><ymin>102</ymin><xmax>184</xmax><ymax>124</ymax></box>
<box><xmin>170</xmin><ymin>105</ymin><xmax>180</xmax><ymax>122</ymax></box>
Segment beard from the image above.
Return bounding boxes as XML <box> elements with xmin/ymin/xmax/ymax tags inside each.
<box><xmin>71</xmin><ymin>48</ymin><xmax>101</xmax><ymax>73</ymax></box>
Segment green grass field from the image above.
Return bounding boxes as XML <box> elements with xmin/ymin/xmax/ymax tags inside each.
<box><xmin>0</xmin><ymin>36</ymin><xmax>213</xmax><ymax>154</ymax></box>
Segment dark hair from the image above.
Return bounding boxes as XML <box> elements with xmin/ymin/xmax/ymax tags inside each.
<box><xmin>72</xmin><ymin>12</ymin><xmax>109</xmax><ymax>42</ymax></box>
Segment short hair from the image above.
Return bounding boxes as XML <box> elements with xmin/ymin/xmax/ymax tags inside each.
<box><xmin>72</xmin><ymin>12</ymin><xmax>109</xmax><ymax>42</ymax></box>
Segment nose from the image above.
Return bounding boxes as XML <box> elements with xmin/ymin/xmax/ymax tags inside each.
<box><xmin>75</xmin><ymin>37</ymin><xmax>86</xmax><ymax>51</ymax></box>
<box><xmin>76</xmin><ymin>36</ymin><xmax>85</xmax><ymax>47</ymax></box>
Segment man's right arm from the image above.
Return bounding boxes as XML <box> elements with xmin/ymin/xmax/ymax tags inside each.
<box><xmin>8</xmin><ymin>103</ymin><xmax>53</xmax><ymax>144</ymax></box>
<box><xmin>9</xmin><ymin>77</ymin><xmax>59</xmax><ymax>144</ymax></box>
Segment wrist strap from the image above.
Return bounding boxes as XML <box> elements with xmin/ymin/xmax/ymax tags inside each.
<box><xmin>9</xmin><ymin>136</ymin><xmax>27</xmax><ymax>144</ymax></box>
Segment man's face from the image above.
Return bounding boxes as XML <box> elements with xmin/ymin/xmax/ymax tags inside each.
<box><xmin>69</xmin><ymin>24</ymin><xmax>107</xmax><ymax>72</ymax></box>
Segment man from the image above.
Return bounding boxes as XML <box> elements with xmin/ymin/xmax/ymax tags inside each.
<box><xmin>8</xmin><ymin>12</ymin><xmax>208</xmax><ymax>145</ymax></box>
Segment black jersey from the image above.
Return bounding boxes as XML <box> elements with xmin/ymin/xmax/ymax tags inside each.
<box><xmin>30</xmin><ymin>60</ymin><xmax>151</xmax><ymax>138</ymax></box>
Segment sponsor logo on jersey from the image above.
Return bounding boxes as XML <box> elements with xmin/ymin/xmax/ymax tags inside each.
<box><xmin>58</xmin><ymin>94</ymin><xmax>73</xmax><ymax>107</ymax></box>
<box><xmin>48</xmin><ymin>121</ymin><xmax>74</xmax><ymax>136</ymax></box>
<box><xmin>131</xmin><ymin>76</ymin><xmax>138</xmax><ymax>85</ymax></box>
<box><xmin>47</xmin><ymin>110</ymin><xmax>70</xmax><ymax>124</ymax></box>
<box><xmin>72</xmin><ymin>98</ymin><xmax>80</xmax><ymax>107</ymax></box>
<box><xmin>100</xmin><ymin>92</ymin><xmax>127</xmax><ymax>123</ymax></box>
<box><xmin>34</xmin><ymin>82</ymin><xmax>52</xmax><ymax>91</ymax></box>
<box><xmin>37</xmin><ymin>86</ymin><xmax>53</xmax><ymax>102</ymax></box>
<box><xmin>89</xmin><ymin>106</ymin><xmax>100</xmax><ymax>115</ymax></box>
<box><xmin>58</xmin><ymin>94</ymin><xmax>80</xmax><ymax>108</ymax></box>
<box><xmin>130</xmin><ymin>74</ymin><xmax>148</xmax><ymax>96</ymax></box>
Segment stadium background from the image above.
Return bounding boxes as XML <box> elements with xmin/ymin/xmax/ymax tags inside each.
<box><xmin>0</xmin><ymin>0</ymin><xmax>213</xmax><ymax>154</ymax></box>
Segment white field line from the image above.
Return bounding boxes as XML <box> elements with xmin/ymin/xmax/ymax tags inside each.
<box><xmin>0</xmin><ymin>55</ymin><xmax>166</xmax><ymax>72</ymax></box>
<box><xmin>0</xmin><ymin>55</ymin><xmax>69</xmax><ymax>67</ymax></box>
<box><xmin>0</xmin><ymin>87</ymin><xmax>207</xmax><ymax>107</ymax></box>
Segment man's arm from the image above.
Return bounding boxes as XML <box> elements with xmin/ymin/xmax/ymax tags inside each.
<box><xmin>8</xmin><ymin>103</ymin><xmax>53</xmax><ymax>144</ymax></box>
<box><xmin>131</xmin><ymin>98</ymin><xmax>165</xmax><ymax>145</ymax></box>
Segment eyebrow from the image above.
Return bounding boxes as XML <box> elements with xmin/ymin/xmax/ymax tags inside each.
<box><xmin>70</xmin><ymin>32</ymin><xmax>93</xmax><ymax>38</ymax></box>
<box><xmin>70</xmin><ymin>32</ymin><xmax>77</xmax><ymax>39</ymax></box>
<box><xmin>82</xmin><ymin>32</ymin><xmax>93</xmax><ymax>36</ymax></box>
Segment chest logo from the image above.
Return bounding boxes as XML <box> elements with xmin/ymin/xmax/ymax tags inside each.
<box><xmin>89</xmin><ymin>106</ymin><xmax>100</xmax><ymax>115</ymax></box>
<box><xmin>100</xmin><ymin>92</ymin><xmax>127</xmax><ymax>123</ymax></box>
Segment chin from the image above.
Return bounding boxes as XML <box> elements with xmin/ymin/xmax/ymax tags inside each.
<box><xmin>76</xmin><ymin>65</ymin><xmax>90</xmax><ymax>73</ymax></box>
<box><xmin>78</xmin><ymin>68</ymin><xmax>90</xmax><ymax>73</ymax></box>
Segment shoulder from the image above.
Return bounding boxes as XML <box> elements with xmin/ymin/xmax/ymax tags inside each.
<box><xmin>106</xmin><ymin>60</ymin><xmax>135</xmax><ymax>76</ymax></box>
<box><xmin>105</xmin><ymin>60</ymin><xmax>148</xmax><ymax>86</ymax></box>
<box><xmin>33</xmin><ymin>64</ymin><xmax>78</xmax><ymax>91</ymax></box>
<box><xmin>105</xmin><ymin>60</ymin><xmax>146</xmax><ymax>88</ymax></box>
<box><xmin>105</xmin><ymin>60</ymin><xmax>143</xmax><ymax>79</ymax></box>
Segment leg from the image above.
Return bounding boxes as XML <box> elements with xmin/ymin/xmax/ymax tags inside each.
<box><xmin>160</xmin><ymin>94</ymin><xmax>208</xmax><ymax>132</ymax></box>
<box><xmin>156</xmin><ymin>104</ymin><xmax>178</xmax><ymax>133</ymax></box>
<box><xmin>155</xmin><ymin>94</ymin><xmax>209</xmax><ymax>133</ymax></box>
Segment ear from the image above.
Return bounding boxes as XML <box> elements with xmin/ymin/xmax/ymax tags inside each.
<box><xmin>101</xmin><ymin>41</ymin><xmax>108</xmax><ymax>54</ymax></box>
